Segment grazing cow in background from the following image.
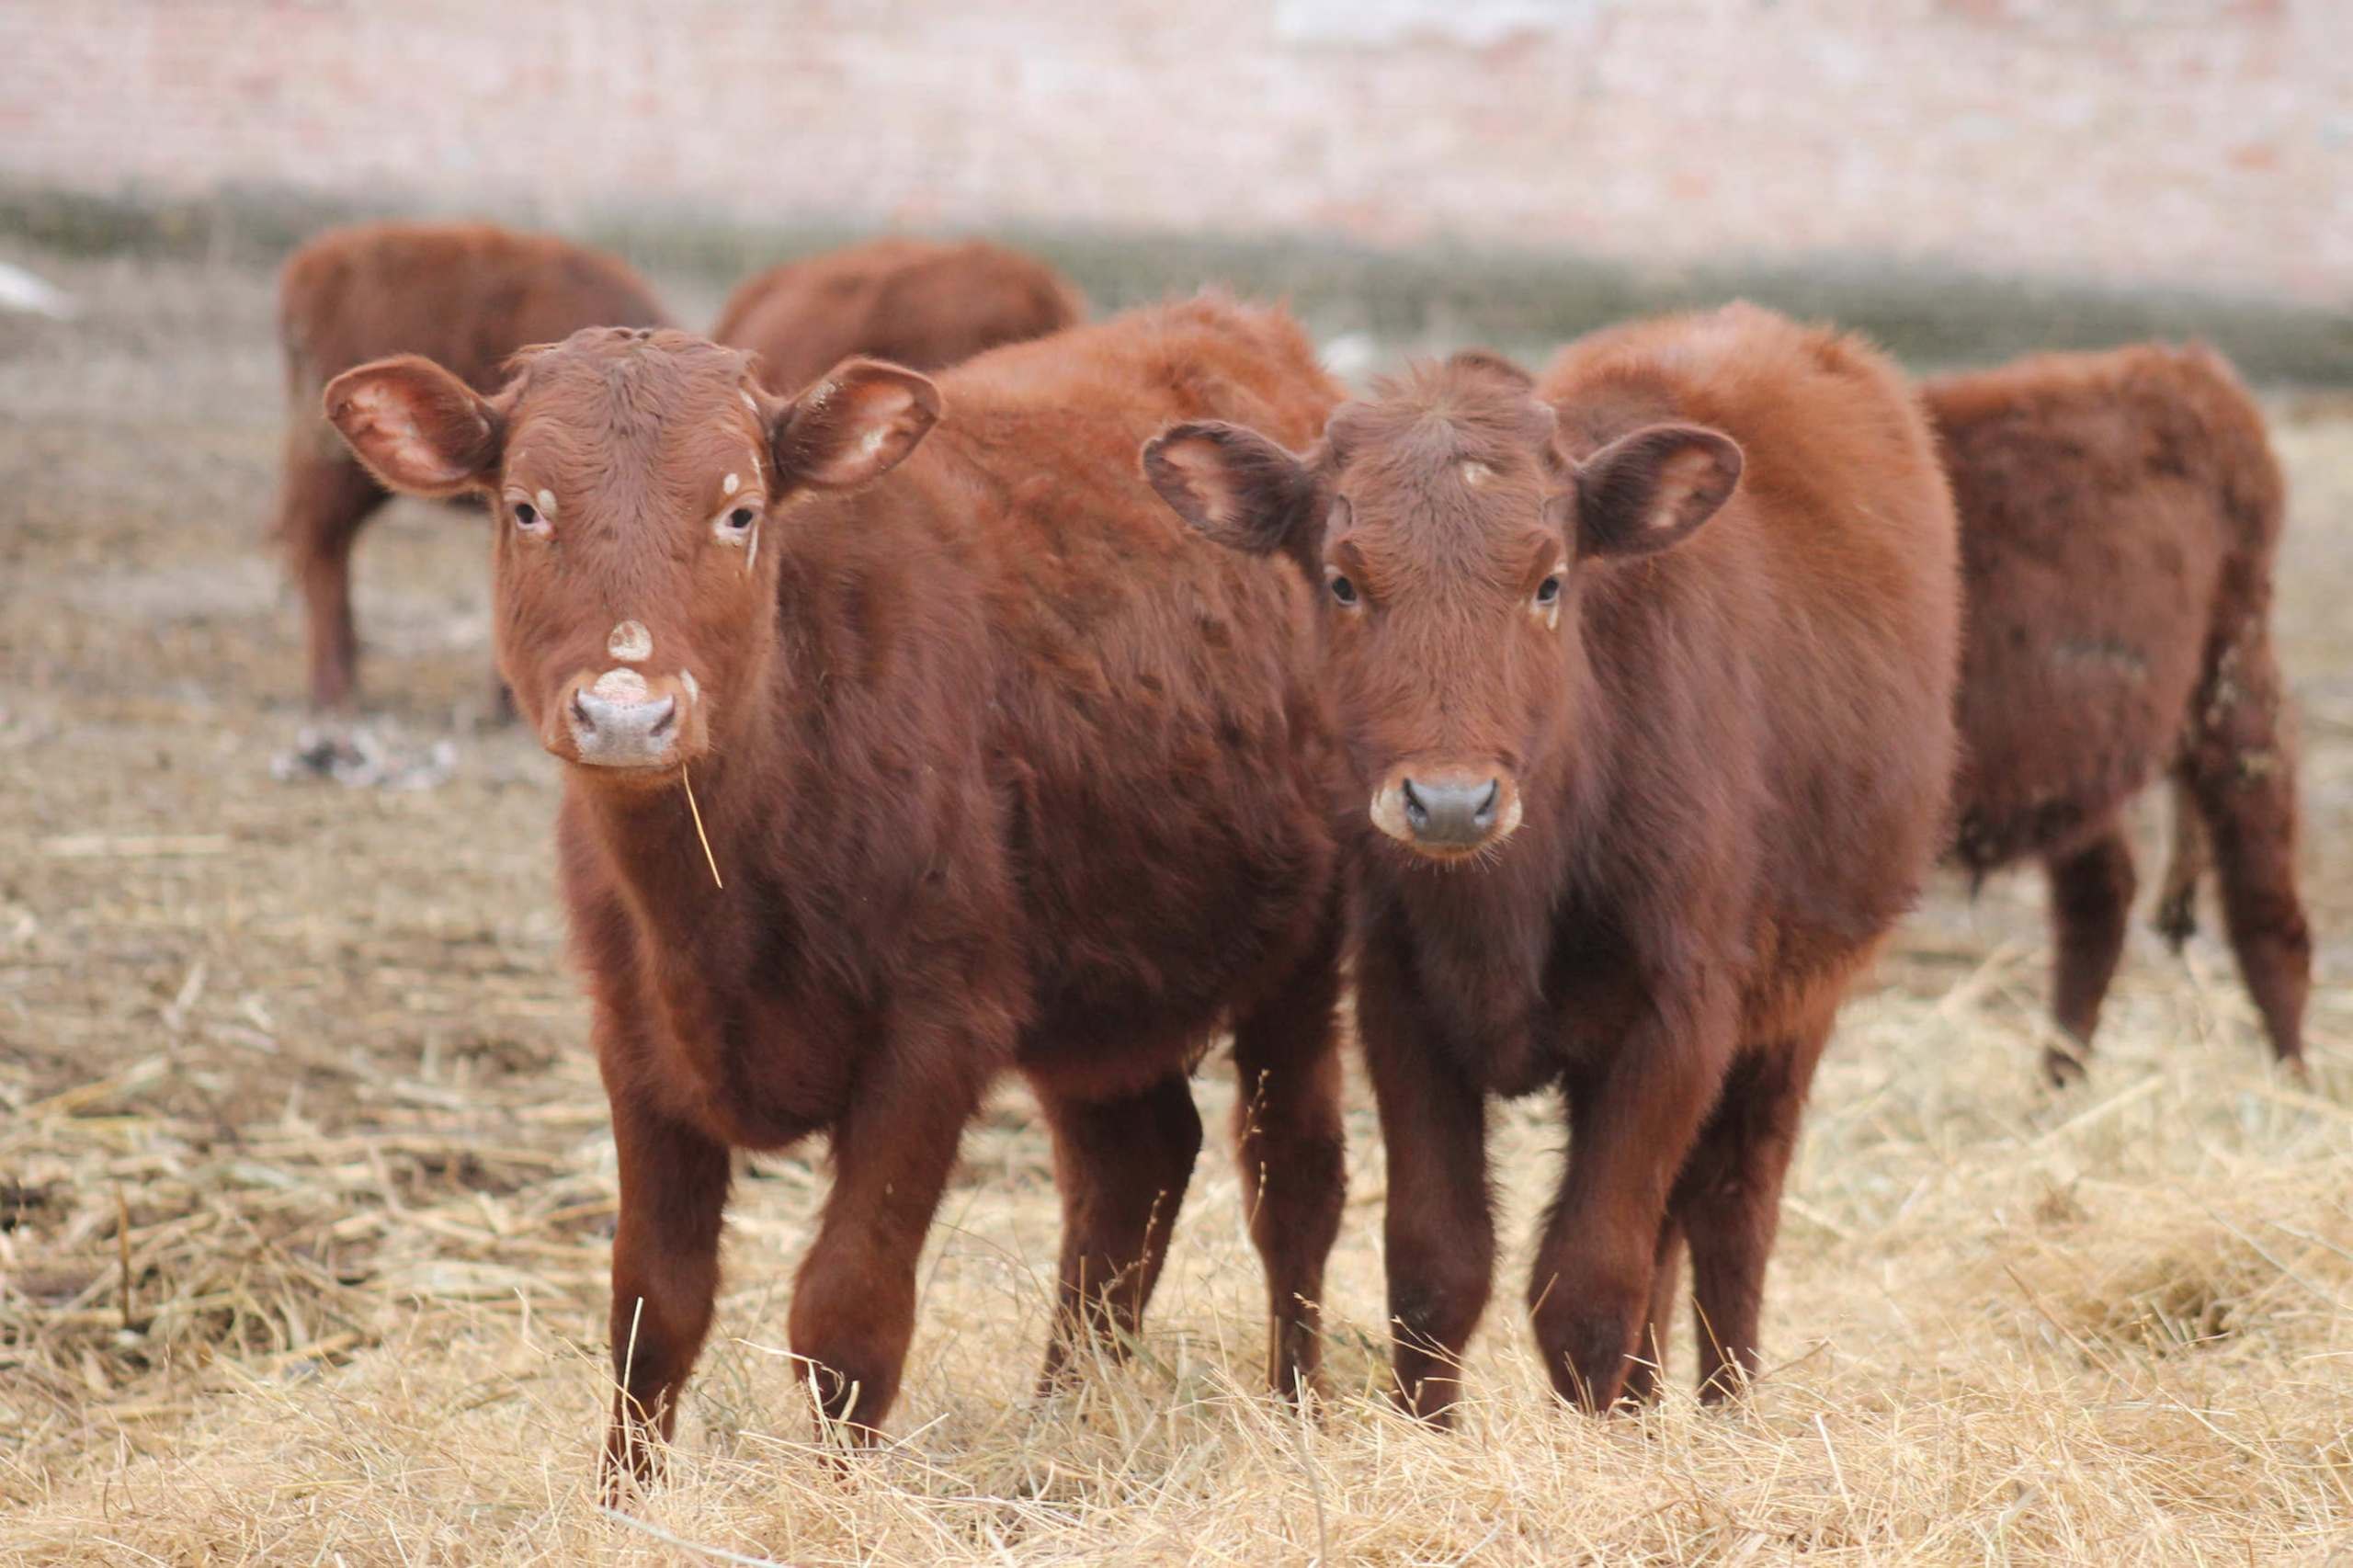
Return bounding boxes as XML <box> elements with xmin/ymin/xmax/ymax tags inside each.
<box><xmin>1928</xmin><ymin>345</ymin><xmax>2312</xmax><ymax>1082</ymax></box>
<box><xmin>1146</xmin><ymin>303</ymin><xmax>1960</xmax><ymax>1418</ymax></box>
<box><xmin>276</xmin><ymin>221</ymin><xmax>669</xmax><ymax>711</ymax></box>
<box><xmin>712</xmin><ymin>236</ymin><xmax>1084</xmax><ymax>396</ymax></box>
<box><xmin>322</xmin><ymin>297</ymin><xmax>1347</xmax><ymax>1494</ymax></box>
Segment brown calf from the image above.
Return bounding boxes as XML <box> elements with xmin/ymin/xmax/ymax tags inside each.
<box><xmin>275</xmin><ymin>221</ymin><xmax>669</xmax><ymax>710</ymax></box>
<box><xmin>712</xmin><ymin>236</ymin><xmax>1084</xmax><ymax>395</ymax></box>
<box><xmin>323</xmin><ymin>298</ymin><xmax>1346</xmax><ymax>1491</ymax></box>
<box><xmin>1147</xmin><ymin>303</ymin><xmax>1960</xmax><ymax>1417</ymax></box>
<box><xmin>1929</xmin><ymin>345</ymin><xmax>2311</xmax><ymax>1081</ymax></box>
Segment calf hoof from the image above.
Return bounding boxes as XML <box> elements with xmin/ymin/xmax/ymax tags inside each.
<box><xmin>2042</xmin><ymin>1041</ymin><xmax>2090</xmax><ymax>1087</ymax></box>
<box><xmin>2152</xmin><ymin>893</ymin><xmax>2199</xmax><ymax>951</ymax></box>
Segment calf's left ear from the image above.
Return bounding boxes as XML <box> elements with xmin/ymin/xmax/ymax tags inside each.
<box><xmin>324</xmin><ymin>355</ymin><xmax>506</xmax><ymax>498</ymax></box>
<box><xmin>768</xmin><ymin>358</ymin><xmax>940</xmax><ymax>492</ymax></box>
<box><xmin>1567</xmin><ymin>423</ymin><xmax>1744</xmax><ymax>559</ymax></box>
<box><xmin>1141</xmin><ymin>421</ymin><xmax>1322</xmax><ymax>576</ymax></box>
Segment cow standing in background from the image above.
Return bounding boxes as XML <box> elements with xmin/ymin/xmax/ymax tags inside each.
<box><xmin>275</xmin><ymin>221</ymin><xmax>671</xmax><ymax>712</ymax></box>
<box><xmin>1929</xmin><ymin>345</ymin><xmax>2312</xmax><ymax>1081</ymax></box>
<box><xmin>321</xmin><ymin>297</ymin><xmax>1347</xmax><ymax>1494</ymax></box>
<box><xmin>713</xmin><ymin>236</ymin><xmax>1083</xmax><ymax>395</ymax></box>
<box><xmin>1147</xmin><ymin>303</ymin><xmax>1961</xmax><ymax>1417</ymax></box>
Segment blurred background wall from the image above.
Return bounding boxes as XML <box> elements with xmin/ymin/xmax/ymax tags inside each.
<box><xmin>3</xmin><ymin>0</ymin><xmax>2347</xmax><ymax>307</ymax></box>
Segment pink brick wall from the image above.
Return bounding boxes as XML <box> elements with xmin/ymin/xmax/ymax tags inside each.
<box><xmin>2</xmin><ymin>0</ymin><xmax>2346</xmax><ymax>304</ymax></box>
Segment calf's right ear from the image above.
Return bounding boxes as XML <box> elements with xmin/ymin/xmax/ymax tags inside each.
<box><xmin>1142</xmin><ymin>421</ymin><xmax>1321</xmax><ymax>573</ymax></box>
<box><xmin>324</xmin><ymin>356</ymin><xmax>505</xmax><ymax>497</ymax></box>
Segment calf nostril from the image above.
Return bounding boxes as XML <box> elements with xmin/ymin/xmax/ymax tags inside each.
<box><xmin>647</xmin><ymin>699</ymin><xmax>677</xmax><ymax>739</ymax></box>
<box><xmin>571</xmin><ymin>690</ymin><xmax>596</xmax><ymax>732</ymax></box>
<box><xmin>1399</xmin><ymin>778</ymin><xmax>1429</xmax><ymax>829</ymax></box>
<box><xmin>1474</xmin><ymin>779</ymin><xmax>1500</xmax><ymax>825</ymax></box>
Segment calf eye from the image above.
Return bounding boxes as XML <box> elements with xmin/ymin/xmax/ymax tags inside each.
<box><xmin>724</xmin><ymin>506</ymin><xmax>756</xmax><ymax>531</ymax></box>
<box><xmin>1328</xmin><ymin>574</ymin><xmax>1359</xmax><ymax>608</ymax></box>
<box><xmin>513</xmin><ymin>500</ymin><xmax>547</xmax><ymax>535</ymax></box>
<box><xmin>1535</xmin><ymin>575</ymin><xmax>1562</xmax><ymax>608</ymax></box>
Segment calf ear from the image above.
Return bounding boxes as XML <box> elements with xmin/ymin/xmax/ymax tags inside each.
<box><xmin>1142</xmin><ymin>421</ymin><xmax>1321</xmax><ymax>571</ymax></box>
<box><xmin>769</xmin><ymin>358</ymin><xmax>940</xmax><ymax>492</ymax></box>
<box><xmin>324</xmin><ymin>356</ymin><xmax>505</xmax><ymax>497</ymax></box>
<box><xmin>1571</xmin><ymin>423</ymin><xmax>1743</xmax><ymax>558</ymax></box>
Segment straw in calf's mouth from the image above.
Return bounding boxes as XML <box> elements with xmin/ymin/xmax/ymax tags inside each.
<box><xmin>682</xmin><ymin>764</ymin><xmax>723</xmax><ymax>890</ymax></box>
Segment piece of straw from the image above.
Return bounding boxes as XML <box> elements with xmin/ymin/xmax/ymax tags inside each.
<box><xmin>681</xmin><ymin>764</ymin><xmax>723</xmax><ymax>890</ymax></box>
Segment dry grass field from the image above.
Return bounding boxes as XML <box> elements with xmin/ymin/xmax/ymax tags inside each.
<box><xmin>2</xmin><ymin>247</ymin><xmax>2349</xmax><ymax>1565</ymax></box>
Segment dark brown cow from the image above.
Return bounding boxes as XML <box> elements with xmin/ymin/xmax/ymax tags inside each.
<box><xmin>275</xmin><ymin>221</ymin><xmax>669</xmax><ymax>710</ymax></box>
<box><xmin>1146</xmin><ymin>303</ymin><xmax>1959</xmax><ymax>1418</ymax></box>
<box><xmin>321</xmin><ymin>298</ymin><xmax>1346</xmax><ymax>1492</ymax></box>
<box><xmin>712</xmin><ymin>237</ymin><xmax>1084</xmax><ymax>396</ymax></box>
<box><xmin>1929</xmin><ymin>345</ymin><xmax>2311</xmax><ymax>1082</ymax></box>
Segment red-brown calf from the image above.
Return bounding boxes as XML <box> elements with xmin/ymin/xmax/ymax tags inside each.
<box><xmin>276</xmin><ymin>221</ymin><xmax>670</xmax><ymax>710</ymax></box>
<box><xmin>323</xmin><ymin>298</ymin><xmax>1346</xmax><ymax>1493</ymax></box>
<box><xmin>1929</xmin><ymin>345</ymin><xmax>2311</xmax><ymax>1081</ymax></box>
<box><xmin>1147</xmin><ymin>304</ymin><xmax>1960</xmax><ymax>1416</ymax></box>
<box><xmin>712</xmin><ymin>236</ymin><xmax>1084</xmax><ymax>396</ymax></box>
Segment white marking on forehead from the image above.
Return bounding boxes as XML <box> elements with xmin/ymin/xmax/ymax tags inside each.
<box><xmin>1460</xmin><ymin>460</ymin><xmax>1495</xmax><ymax>488</ymax></box>
<box><xmin>607</xmin><ymin>620</ymin><xmax>652</xmax><ymax>663</ymax></box>
<box><xmin>589</xmin><ymin>668</ymin><xmax>650</xmax><ymax>704</ymax></box>
<box><xmin>722</xmin><ymin>472</ymin><xmax>741</xmax><ymax>496</ymax></box>
<box><xmin>535</xmin><ymin>488</ymin><xmax>558</xmax><ymax>519</ymax></box>
<box><xmin>679</xmin><ymin>670</ymin><xmax>700</xmax><ymax>704</ymax></box>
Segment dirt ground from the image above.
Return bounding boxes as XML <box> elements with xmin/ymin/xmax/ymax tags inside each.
<box><xmin>1</xmin><ymin>247</ymin><xmax>2348</xmax><ymax>1565</ymax></box>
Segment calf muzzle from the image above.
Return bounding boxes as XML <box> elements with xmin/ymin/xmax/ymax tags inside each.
<box><xmin>553</xmin><ymin>667</ymin><xmax>695</xmax><ymax>770</ymax></box>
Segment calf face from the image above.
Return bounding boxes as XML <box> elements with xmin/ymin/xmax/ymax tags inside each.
<box><xmin>1145</xmin><ymin>355</ymin><xmax>1741</xmax><ymax>859</ymax></box>
<box><xmin>323</xmin><ymin>328</ymin><xmax>938</xmax><ymax>780</ymax></box>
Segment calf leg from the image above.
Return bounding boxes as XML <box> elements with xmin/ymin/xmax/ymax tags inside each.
<box><xmin>2184</xmin><ymin>639</ymin><xmax>2312</xmax><ymax>1069</ymax></box>
<box><xmin>602</xmin><ymin>1092</ymin><xmax>732</xmax><ymax>1498</ymax></box>
<box><xmin>1360</xmin><ymin>952</ymin><xmax>1493</xmax><ymax>1427</ymax></box>
<box><xmin>2152</xmin><ymin>777</ymin><xmax>2209</xmax><ymax>950</ymax></box>
<box><xmin>1528</xmin><ymin>994</ymin><xmax>1733</xmax><ymax>1414</ymax></box>
<box><xmin>2042</xmin><ymin>825</ymin><xmax>2137</xmax><ymax>1084</ymax></box>
<box><xmin>1676</xmin><ymin>1026</ymin><xmax>1829</xmax><ymax>1402</ymax></box>
<box><xmin>277</xmin><ymin>443</ymin><xmax>386</xmax><ymax>712</ymax></box>
<box><xmin>1617</xmin><ymin>1215</ymin><xmax>1685</xmax><ymax>1407</ymax></box>
<box><xmin>789</xmin><ymin>1031</ymin><xmax>988</xmax><ymax>1441</ymax></box>
<box><xmin>1033</xmin><ymin>1073</ymin><xmax>1203</xmax><ymax>1390</ymax></box>
<box><xmin>1229</xmin><ymin>915</ymin><xmax>1347</xmax><ymax>1402</ymax></box>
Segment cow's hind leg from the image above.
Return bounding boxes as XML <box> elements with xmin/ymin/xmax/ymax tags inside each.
<box><xmin>2184</xmin><ymin>632</ymin><xmax>2311</xmax><ymax>1071</ymax></box>
<box><xmin>1034</xmin><ymin>1073</ymin><xmax>1203</xmax><ymax>1391</ymax></box>
<box><xmin>1677</xmin><ymin>1019</ymin><xmax>1831</xmax><ymax>1403</ymax></box>
<box><xmin>1229</xmin><ymin>910</ymin><xmax>1347</xmax><ymax>1402</ymax></box>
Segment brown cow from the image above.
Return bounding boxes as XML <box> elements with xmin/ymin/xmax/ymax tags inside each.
<box><xmin>1146</xmin><ymin>303</ymin><xmax>1960</xmax><ymax>1418</ymax></box>
<box><xmin>275</xmin><ymin>221</ymin><xmax>669</xmax><ymax>711</ymax></box>
<box><xmin>321</xmin><ymin>297</ymin><xmax>1346</xmax><ymax>1492</ymax></box>
<box><xmin>712</xmin><ymin>236</ymin><xmax>1084</xmax><ymax>396</ymax></box>
<box><xmin>1928</xmin><ymin>345</ymin><xmax>2311</xmax><ymax>1082</ymax></box>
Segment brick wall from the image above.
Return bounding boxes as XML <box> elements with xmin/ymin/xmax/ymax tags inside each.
<box><xmin>1</xmin><ymin>0</ymin><xmax>2346</xmax><ymax>304</ymax></box>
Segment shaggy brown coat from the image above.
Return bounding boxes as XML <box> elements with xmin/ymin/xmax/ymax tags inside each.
<box><xmin>321</xmin><ymin>298</ymin><xmax>1346</xmax><ymax>1494</ymax></box>
<box><xmin>1930</xmin><ymin>345</ymin><xmax>2311</xmax><ymax>1080</ymax></box>
<box><xmin>274</xmin><ymin>221</ymin><xmax>670</xmax><ymax>710</ymax></box>
<box><xmin>1146</xmin><ymin>303</ymin><xmax>1960</xmax><ymax>1417</ymax></box>
<box><xmin>712</xmin><ymin>236</ymin><xmax>1084</xmax><ymax>396</ymax></box>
